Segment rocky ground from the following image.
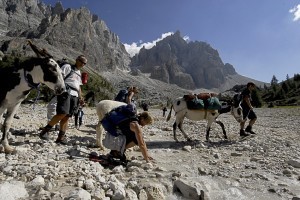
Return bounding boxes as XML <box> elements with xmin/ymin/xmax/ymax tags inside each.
<box><xmin>0</xmin><ymin>104</ymin><xmax>299</xmax><ymax>200</ymax></box>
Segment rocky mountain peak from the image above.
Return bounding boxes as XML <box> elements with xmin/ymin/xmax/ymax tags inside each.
<box><xmin>0</xmin><ymin>0</ymin><xmax>130</xmax><ymax>72</ymax></box>
<box><xmin>130</xmin><ymin>31</ymin><xmax>238</xmax><ymax>89</ymax></box>
<box><xmin>51</xmin><ymin>1</ymin><xmax>64</xmax><ymax>15</ymax></box>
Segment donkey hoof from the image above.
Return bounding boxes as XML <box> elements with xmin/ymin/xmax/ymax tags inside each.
<box><xmin>98</xmin><ymin>145</ymin><xmax>105</xmax><ymax>151</ymax></box>
<box><xmin>96</xmin><ymin>142</ymin><xmax>105</xmax><ymax>150</ymax></box>
<box><xmin>5</xmin><ymin>147</ymin><xmax>16</xmax><ymax>154</ymax></box>
<box><xmin>0</xmin><ymin>146</ymin><xmax>4</xmax><ymax>153</ymax></box>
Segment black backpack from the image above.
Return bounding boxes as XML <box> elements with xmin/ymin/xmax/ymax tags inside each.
<box><xmin>233</xmin><ymin>93</ymin><xmax>242</xmax><ymax>107</ymax></box>
<box><xmin>114</xmin><ymin>89</ymin><xmax>128</xmax><ymax>103</ymax></box>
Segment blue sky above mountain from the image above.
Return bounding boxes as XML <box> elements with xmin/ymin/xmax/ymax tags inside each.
<box><xmin>44</xmin><ymin>0</ymin><xmax>300</xmax><ymax>83</ymax></box>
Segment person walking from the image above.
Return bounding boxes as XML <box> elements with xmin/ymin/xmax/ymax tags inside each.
<box><xmin>39</xmin><ymin>55</ymin><xmax>87</xmax><ymax>144</ymax></box>
<box><xmin>162</xmin><ymin>106</ymin><xmax>167</xmax><ymax>117</ymax></box>
<box><xmin>239</xmin><ymin>82</ymin><xmax>257</xmax><ymax>137</ymax></box>
<box><xmin>74</xmin><ymin>102</ymin><xmax>85</xmax><ymax>130</ymax></box>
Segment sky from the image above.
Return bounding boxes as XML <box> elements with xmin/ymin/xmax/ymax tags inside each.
<box><xmin>43</xmin><ymin>0</ymin><xmax>300</xmax><ymax>83</ymax></box>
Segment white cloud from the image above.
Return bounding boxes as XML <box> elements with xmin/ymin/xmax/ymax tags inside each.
<box><xmin>124</xmin><ymin>32</ymin><xmax>173</xmax><ymax>57</ymax></box>
<box><xmin>183</xmin><ymin>35</ymin><xmax>190</xmax><ymax>41</ymax></box>
<box><xmin>289</xmin><ymin>4</ymin><xmax>300</xmax><ymax>21</ymax></box>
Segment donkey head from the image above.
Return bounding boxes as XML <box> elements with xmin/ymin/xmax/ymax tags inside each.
<box><xmin>23</xmin><ymin>57</ymin><xmax>66</xmax><ymax>95</ymax></box>
<box><xmin>39</xmin><ymin>57</ymin><xmax>65</xmax><ymax>95</ymax></box>
<box><xmin>230</xmin><ymin>93</ymin><xmax>243</xmax><ymax>123</ymax></box>
<box><xmin>26</xmin><ymin>40</ymin><xmax>65</xmax><ymax>95</ymax></box>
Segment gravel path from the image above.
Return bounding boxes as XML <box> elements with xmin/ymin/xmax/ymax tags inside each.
<box><xmin>0</xmin><ymin>104</ymin><xmax>299</xmax><ymax>199</ymax></box>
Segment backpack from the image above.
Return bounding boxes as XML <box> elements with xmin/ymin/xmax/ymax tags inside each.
<box><xmin>101</xmin><ymin>104</ymin><xmax>138</xmax><ymax>137</ymax></box>
<box><xmin>114</xmin><ymin>89</ymin><xmax>128</xmax><ymax>103</ymax></box>
<box><xmin>233</xmin><ymin>93</ymin><xmax>242</xmax><ymax>107</ymax></box>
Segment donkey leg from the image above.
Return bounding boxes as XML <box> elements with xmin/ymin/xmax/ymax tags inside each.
<box><xmin>205</xmin><ymin>127</ymin><xmax>211</xmax><ymax>142</ymax></box>
<box><xmin>205</xmin><ymin>121</ymin><xmax>214</xmax><ymax>142</ymax></box>
<box><xmin>172</xmin><ymin>122</ymin><xmax>179</xmax><ymax>142</ymax></box>
<box><xmin>1</xmin><ymin>107</ymin><xmax>19</xmax><ymax>154</ymax></box>
<box><xmin>96</xmin><ymin>120</ymin><xmax>105</xmax><ymax>150</ymax></box>
<box><xmin>178</xmin><ymin>121</ymin><xmax>191</xmax><ymax>141</ymax></box>
<box><xmin>0</xmin><ymin>108</ymin><xmax>5</xmax><ymax>132</ymax></box>
<box><xmin>216</xmin><ymin>120</ymin><xmax>227</xmax><ymax>139</ymax></box>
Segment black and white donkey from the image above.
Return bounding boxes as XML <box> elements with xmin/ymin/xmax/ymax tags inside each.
<box><xmin>0</xmin><ymin>42</ymin><xmax>65</xmax><ymax>153</ymax></box>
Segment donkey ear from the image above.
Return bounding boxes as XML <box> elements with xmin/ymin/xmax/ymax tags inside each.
<box><xmin>27</xmin><ymin>40</ymin><xmax>53</xmax><ymax>58</ymax></box>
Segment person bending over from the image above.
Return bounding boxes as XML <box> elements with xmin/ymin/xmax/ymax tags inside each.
<box><xmin>104</xmin><ymin>111</ymin><xmax>154</xmax><ymax>163</ymax></box>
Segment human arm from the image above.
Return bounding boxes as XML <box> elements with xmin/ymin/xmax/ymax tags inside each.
<box><xmin>78</xmin><ymin>87</ymin><xmax>85</xmax><ymax>105</ymax></box>
<box><xmin>130</xmin><ymin>122</ymin><xmax>154</xmax><ymax>162</ymax></box>
<box><xmin>126</xmin><ymin>91</ymin><xmax>134</xmax><ymax>104</ymax></box>
<box><xmin>243</xmin><ymin>96</ymin><xmax>253</xmax><ymax>110</ymax></box>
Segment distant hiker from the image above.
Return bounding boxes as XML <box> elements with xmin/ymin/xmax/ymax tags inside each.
<box><xmin>162</xmin><ymin>106</ymin><xmax>167</xmax><ymax>117</ymax></box>
<box><xmin>74</xmin><ymin>101</ymin><xmax>85</xmax><ymax>130</ymax></box>
<box><xmin>239</xmin><ymin>82</ymin><xmax>257</xmax><ymax>136</ymax></box>
<box><xmin>101</xmin><ymin>104</ymin><xmax>154</xmax><ymax>163</ymax></box>
<box><xmin>39</xmin><ymin>55</ymin><xmax>87</xmax><ymax>144</ymax></box>
<box><xmin>115</xmin><ymin>86</ymin><xmax>138</xmax><ymax>105</ymax></box>
<box><xmin>141</xmin><ymin>102</ymin><xmax>149</xmax><ymax>111</ymax></box>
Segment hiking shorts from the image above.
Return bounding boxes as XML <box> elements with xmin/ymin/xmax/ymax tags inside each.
<box><xmin>242</xmin><ymin>107</ymin><xmax>257</xmax><ymax>120</ymax></box>
<box><xmin>125</xmin><ymin>132</ymin><xmax>138</xmax><ymax>145</ymax></box>
<box><xmin>56</xmin><ymin>92</ymin><xmax>79</xmax><ymax>116</ymax></box>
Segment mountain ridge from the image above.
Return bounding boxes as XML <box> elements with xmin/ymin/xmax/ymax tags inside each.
<box><xmin>0</xmin><ymin>0</ymin><xmax>268</xmax><ymax>102</ymax></box>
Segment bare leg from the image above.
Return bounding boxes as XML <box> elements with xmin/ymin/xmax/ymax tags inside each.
<box><xmin>48</xmin><ymin>114</ymin><xmax>67</xmax><ymax>127</ymax></box>
<box><xmin>248</xmin><ymin>118</ymin><xmax>256</xmax><ymax>127</ymax></box>
<box><xmin>126</xmin><ymin>141</ymin><xmax>136</xmax><ymax>149</ymax></box>
<box><xmin>240</xmin><ymin>120</ymin><xmax>246</xmax><ymax>130</ymax></box>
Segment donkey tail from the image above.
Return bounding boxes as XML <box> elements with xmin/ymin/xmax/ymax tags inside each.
<box><xmin>166</xmin><ymin>105</ymin><xmax>173</xmax><ymax>122</ymax></box>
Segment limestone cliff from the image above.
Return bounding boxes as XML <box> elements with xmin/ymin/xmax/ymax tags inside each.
<box><xmin>0</xmin><ymin>0</ymin><xmax>130</xmax><ymax>72</ymax></box>
<box><xmin>130</xmin><ymin>31</ymin><xmax>237</xmax><ymax>89</ymax></box>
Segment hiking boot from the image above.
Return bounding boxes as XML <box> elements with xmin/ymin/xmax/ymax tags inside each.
<box><xmin>240</xmin><ymin>129</ymin><xmax>250</xmax><ymax>137</ymax></box>
<box><xmin>245</xmin><ymin>126</ymin><xmax>256</xmax><ymax>134</ymax></box>
<box><xmin>108</xmin><ymin>150</ymin><xmax>121</xmax><ymax>158</ymax></box>
<box><xmin>55</xmin><ymin>131</ymin><xmax>67</xmax><ymax>145</ymax></box>
<box><xmin>109</xmin><ymin>150</ymin><xmax>126</xmax><ymax>161</ymax></box>
<box><xmin>39</xmin><ymin>125</ymin><xmax>52</xmax><ymax>140</ymax></box>
<box><xmin>39</xmin><ymin>132</ymin><xmax>49</xmax><ymax>140</ymax></box>
<box><xmin>13</xmin><ymin>114</ymin><xmax>20</xmax><ymax>119</ymax></box>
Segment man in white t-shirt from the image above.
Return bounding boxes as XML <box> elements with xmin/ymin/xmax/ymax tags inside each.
<box><xmin>39</xmin><ymin>55</ymin><xmax>86</xmax><ymax>144</ymax></box>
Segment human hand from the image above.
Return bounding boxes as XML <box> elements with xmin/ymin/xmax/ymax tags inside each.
<box><xmin>146</xmin><ymin>156</ymin><xmax>155</xmax><ymax>163</ymax></box>
<box><xmin>79</xmin><ymin>98</ymin><xmax>85</xmax><ymax>105</ymax></box>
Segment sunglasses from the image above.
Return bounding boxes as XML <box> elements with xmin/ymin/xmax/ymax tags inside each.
<box><xmin>78</xmin><ymin>60</ymin><xmax>87</xmax><ymax>65</ymax></box>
